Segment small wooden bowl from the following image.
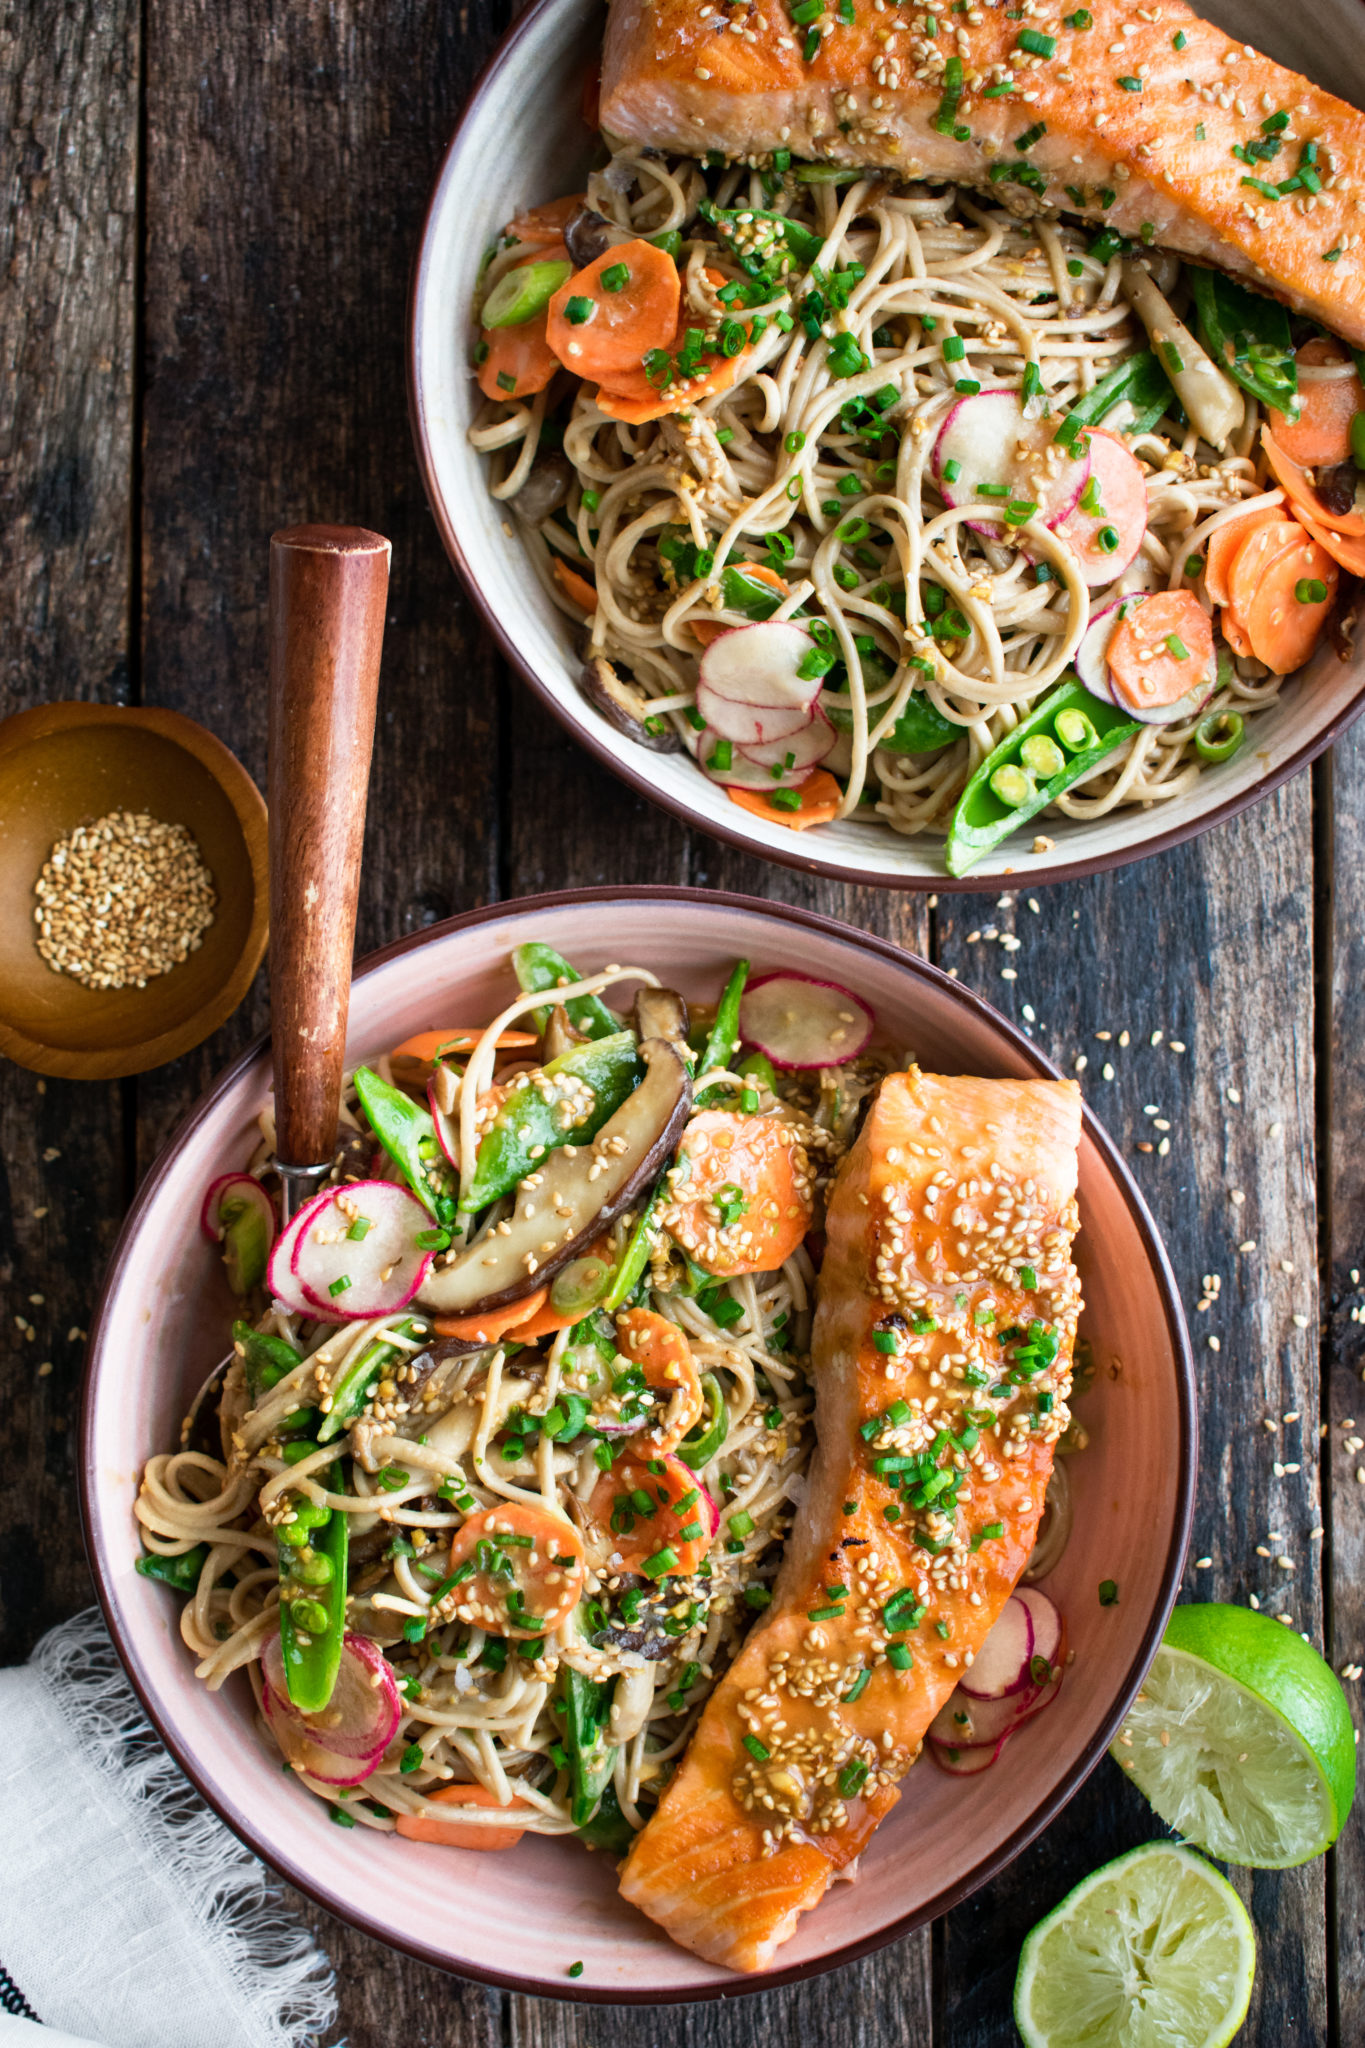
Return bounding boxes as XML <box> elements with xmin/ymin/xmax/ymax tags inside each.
<box><xmin>0</xmin><ymin>702</ymin><xmax>268</xmax><ymax>1079</ymax></box>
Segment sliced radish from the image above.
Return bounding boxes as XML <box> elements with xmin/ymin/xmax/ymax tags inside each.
<box><xmin>290</xmin><ymin>1179</ymin><xmax>433</xmax><ymax>1320</ymax></box>
<box><xmin>933</xmin><ymin>389</ymin><xmax>1090</xmax><ymax>535</ymax></box>
<box><xmin>262</xmin><ymin>1629</ymin><xmax>401</xmax><ymax>1760</ymax></box>
<box><xmin>1013</xmin><ymin>1585</ymin><xmax>1062</xmax><ymax>1669</ymax></box>
<box><xmin>1073</xmin><ymin>594</ymin><xmax>1138</xmax><ymax>697</ymax></box>
<box><xmin>267</xmin><ymin>1195</ymin><xmax>327</xmax><ymax>1318</ymax></box>
<box><xmin>697</xmin><ymin>677</ymin><xmax>813</xmax><ymax>747</ymax></box>
<box><xmin>201</xmin><ymin>1171</ymin><xmax>274</xmax><ymax>1244</ymax></box>
<box><xmin>932</xmin><ymin>1737</ymin><xmax>1005</xmax><ymax>1776</ymax></box>
<box><xmin>698</xmin><ymin>620</ymin><xmax>825</xmax><ymax>718</ymax></box>
<box><xmin>738</xmin><ymin>711</ymin><xmax>835</xmax><ymax>777</ymax></box>
<box><xmin>696</xmin><ymin>727</ymin><xmax>815</xmax><ymax>792</ymax></box>
<box><xmin>427</xmin><ymin>1076</ymin><xmax>461</xmax><ymax>1170</ymax></box>
<box><xmin>1054</xmin><ymin>429</ymin><xmax>1148</xmax><ymax>584</ymax></box>
<box><xmin>959</xmin><ymin>1594</ymin><xmax>1034</xmax><ymax>1700</ymax></box>
<box><xmin>738</xmin><ymin>971</ymin><xmax>876</xmax><ymax>1070</ymax></box>
<box><xmin>262</xmin><ymin>1683</ymin><xmax>386</xmax><ymax>1786</ymax></box>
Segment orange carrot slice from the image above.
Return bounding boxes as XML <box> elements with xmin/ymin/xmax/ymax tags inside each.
<box><xmin>391</xmin><ymin>1028</ymin><xmax>538</xmax><ymax>1065</ymax></box>
<box><xmin>588</xmin><ymin>1451</ymin><xmax>712</xmax><ymax>1576</ymax></box>
<box><xmin>395</xmin><ymin>1782</ymin><xmax>532</xmax><ymax>1851</ymax></box>
<box><xmin>663</xmin><ymin>1108</ymin><xmax>814</xmax><ymax>1276</ymax></box>
<box><xmin>594</xmin><ymin>265</ymin><xmax>755</xmax><ymax>424</ymax></box>
<box><xmin>1220</xmin><ymin>607</ymin><xmax>1254</xmax><ymax>660</ymax></box>
<box><xmin>552</xmin><ymin>558</ymin><xmax>598</xmax><ymax>612</ymax></box>
<box><xmin>1227</xmin><ymin>519</ymin><xmax>1302</xmax><ymax>624</ymax></box>
<box><xmin>1204</xmin><ymin>505</ymin><xmax>1289</xmax><ymax>608</ymax></box>
<box><xmin>728</xmin><ymin>768</ymin><xmax>843</xmax><ymax>831</ymax></box>
<box><xmin>546</xmin><ymin>239</ymin><xmax>681</xmax><ymax>384</ymax></box>
<box><xmin>477</xmin><ymin>319</ymin><xmax>559</xmax><ymax>402</ymax></box>
<box><xmin>506</xmin><ymin>196</ymin><xmax>584</xmax><ymax>249</ymax></box>
<box><xmin>1106</xmin><ymin>591</ymin><xmax>1215</xmax><ymax>713</ymax></box>
<box><xmin>432</xmin><ymin>1289</ymin><xmax>550</xmax><ymax>1346</ymax></box>
<box><xmin>1285</xmin><ymin>501</ymin><xmax>1365</xmax><ymax>577</ymax></box>
<box><xmin>613</xmin><ymin>1308</ymin><xmax>705</xmax><ymax>1456</ymax></box>
<box><xmin>446</xmin><ymin>1503</ymin><xmax>585</xmax><ymax>1637</ymax></box>
<box><xmin>1267</xmin><ymin>340</ymin><xmax>1365</xmax><ymax>468</ymax></box>
<box><xmin>1262</xmin><ymin>426</ymin><xmax>1365</xmax><ymax>539</ymax></box>
<box><xmin>1240</xmin><ymin>531</ymin><xmax>1338</xmax><ymax>673</ymax></box>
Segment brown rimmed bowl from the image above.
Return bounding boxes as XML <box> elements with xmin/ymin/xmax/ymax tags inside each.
<box><xmin>81</xmin><ymin>889</ymin><xmax>1194</xmax><ymax>1999</ymax></box>
<box><xmin>0</xmin><ymin>702</ymin><xmax>268</xmax><ymax>1079</ymax></box>
<box><xmin>408</xmin><ymin>0</ymin><xmax>1365</xmax><ymax>892</ymax></box>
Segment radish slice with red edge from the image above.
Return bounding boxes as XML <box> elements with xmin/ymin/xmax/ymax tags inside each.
<box><xmin>933</xmin><ymin>1736</ymin><xmax>1006</xmax><ymax>1776</ymax></box>
<box><xmin>291</xmin><ymin>1179</ymin><xmax>433</xmax><ymax>1319</ymax></box>
<box><xmin>262</xmin><ymin>1629</ymin><xmax>401</xmax><ymax>1759</ymax></box>
<box><xmin>200</xmin><ymin>1171</ymin><xmax>274</xmax><ymax>1244</ymax></box>
<box><xmin>262</xmin><ymin>1683</ymin><xmax>385</xmax><ymax>1786</ymax></box>
<box><xmin>1054</xmin><ymin>429</ymin><xmax>1148</xmax><ymax>584</ymax></box>
<box><xmin>1073</xmin><ymin>594</ymin><xmax>1137</xmax><ymax>698</ymax></box>
<box><xmin>959</xmin><ymin>1593</ymin><xmax>1034</xmax><ymax>1700</ymax></box>
<box><xmin>696</xmin><ymin>727</ymin><xmax>816</xmax><ymax>793</ymax></box>
<box><xmin>738</xmin><ymin>971</ymin><xmax>875</xmax><ymax>1071</ymax></box>
<box><xmin>1014</xmin><ymin>1584</ymin><xmax>1062</xmax><ymax>1670</ymax></box>
<box><xmin>427</xmin><ymin>1077</ymin><xmax>460</xmax><ymax>1170</ymax></box>
<box><xmin>266</xmin><ymin>1194</ymin><xmax>327</xmax><ymax>1318</ymax></box>
<box><xmin>933</xmin><ymin>390</ymin><xmax>1090</xmax><ymax>536</ymax></box>
<box><xmin>737</xmin><ymin>710</ymin><xmax>835</xmax><ymax>776</ymax></box>
<box><xmin>697</xmin><ymin>677</ymin><xmax>813</xmax><ymax>748</ymax></box>
<box><xmin>698</xmin><ymin>620</ymin><xmax>825</xmax><ymax>719</ymax></box>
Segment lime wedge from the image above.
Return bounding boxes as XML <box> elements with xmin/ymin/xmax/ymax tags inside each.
<box><xmin>1014</xmin><ymin>1841</ymin><xmax>1255</xmax><ymax>2048</ymax></box>
<box><xmin>1112</xmin><ymin>1603</ymin><xmax>1355</xmax><ymax>1867</ymax></box>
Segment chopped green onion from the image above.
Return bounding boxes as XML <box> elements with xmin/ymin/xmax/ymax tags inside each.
<box><xmin>601</xmin><ymin>262</ymin><xmax>630</xmax><ymax>293</ymax></box>
<box><xmin>1018</xmin><ymin>28</ymin><xmax>1056</xmax><ymax>56</ymax></box>
<box><xmin>564</xmin><ymin>296</ymin><xmax>596</xmax><ymax>325</ymax></box>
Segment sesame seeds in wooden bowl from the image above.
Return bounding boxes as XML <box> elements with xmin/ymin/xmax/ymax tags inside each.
<box><xmin>0</xmin><ymin>702</ymin><xmax>268</xmax><ymax>1079</ymax></box>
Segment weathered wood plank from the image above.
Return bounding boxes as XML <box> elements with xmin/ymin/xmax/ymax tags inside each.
<box><xmin>1324</xmin><ymin>727</ymin><xmax>1365</xmax><ymax>2047</ymax></box>
<box><xmin>0</xmin><ymin>0</ymin><xmax>139</xmax><ymax>1659</ymax></box>
<box><xmin>933</xmin><ymin>782</ymin><xmax>1326</xmax><ymax>2044</ymax></box>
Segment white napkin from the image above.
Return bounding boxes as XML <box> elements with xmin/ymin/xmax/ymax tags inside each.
<box><xmin>0</xmin><ymin>1611</ymin><xmax>336</xmax><ymax>2048</ymax></box>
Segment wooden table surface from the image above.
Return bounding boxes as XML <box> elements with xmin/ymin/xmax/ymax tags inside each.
<box><xmin>4</xmin><ymin>2</ymin><xmax>1362</xmax><ymax>2041</ymax></box>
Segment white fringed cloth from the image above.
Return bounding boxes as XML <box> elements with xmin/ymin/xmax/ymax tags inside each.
<box><xmin>0</xmin><ymin>1610</ymin><xmax>337</xmax><ymax>2048</ymax></box>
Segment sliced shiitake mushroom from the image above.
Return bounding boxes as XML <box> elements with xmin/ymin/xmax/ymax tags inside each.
<box><xmin>578</xmin><ymin>657</ymin><xmax>681</xmax><ymax>754</ymax></box>
<box><xmin>564</xmin><ymin>203</ymin><xmax>616</xmax><ymax>268</ymax></box>
<box><xmin>509</xmin><ymin>449</ymin><xmax>571</xmax><ymax>523</ymax></box>
<box><xmin>543</xmin><ymin>1002</ymin><xmax>588</xmax><ymax>1063</ymax></box>
<box><xmin>632</xmin><ymin>986</ymin><xmax>689</xmax><ymax>1052</ymax></box>
<box><xmin>416</xmin><ymin>1036</ymin><xmax>691</xmax><ymax>1318</ymax></box>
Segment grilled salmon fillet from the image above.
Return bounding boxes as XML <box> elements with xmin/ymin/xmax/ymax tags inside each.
<box><xmin>602</xmin><ymin>0</ymin><xmax>1365</xmax><ymax>347</ymax></box>
<box><xmin>618</xmin><ymin>1068</ymin><xmax>1082</xmax><ymax>1972</ymax></box>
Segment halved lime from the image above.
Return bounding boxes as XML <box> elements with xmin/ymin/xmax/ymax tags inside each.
<box><xmin>1112</xmin><ymin>1604</ymin><xmax>1355</xmax><ymax>1868</ymax></box>
<box><xmin>1015</xmin><ymin>1841</ymin><xmax>1255</xmax><ymax>2048</ymax></box>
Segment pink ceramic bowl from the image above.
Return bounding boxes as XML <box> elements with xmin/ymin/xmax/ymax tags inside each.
<box><xmin>81</xmin><ymin>890</ymin><xmax>1194</xmax><ymax>2001</ymax></box>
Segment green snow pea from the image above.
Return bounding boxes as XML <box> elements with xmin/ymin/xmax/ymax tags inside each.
<box><xmin>1190</xmin><ymin>267</ymin><xmax>1298</xmax><ymax>417</ymax></box>
<box><xmin>560</xmin><ymin>1637</ymin><xmax>616</xmax><ymax>1826</ymax></box>
<box><xmin>234</xmin><ymin>1323</ymin><xmax>305</xmax><ymax>1404</ymax></box>
<box><xmin>695</xmin><ymin>959</ymin><xmax>748</xmax><ymax>1105</ymax></box>
<box><xmin>276</xmin><ymin>1459</ymin><xmax>348</xmax><ymax>1713</ymax></box>
<box><xmin>135</xmin><ymin>1544</ymin><xmax>208</xmax><ymax>1592</ymax></box>
<box><xmin>576</xmin><ymin>1781</ymin><xmax>635</xmax><ymax>1854</ymax></box>
<box><xmin>459</xmin><ymin>1031</ymin><xmax>643</xmax><ymax>1214</ymax></box>
<box><xmin>353</xmin><ymin>1066</ymin><xmax>456</xmax><ymax>1222</ymax></box>
<box><xmin>944</xmin><ymin>675</ymin><xmax>1139</xmax><ymax>877</ymax></box>
<box><xmin>315</xmin><ymin>1316</ymin><xmax>429</xmax><ymax>1444</ymax></box>
<box><xmin>1054</xmin><ymin>349</ymin><xmax>1178</xmax><ymax>449</ymax></box>
<box><xmin>512</xmin><ymin>942</ymin><xmax>620</xmax><ymax>1040</ymax></box>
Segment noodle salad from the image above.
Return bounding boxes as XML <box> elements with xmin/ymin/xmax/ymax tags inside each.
<box><xmin>135</xmin><ymin>947</ymin><xmax>896</xmax><ymax>1851</ymax></box>
<box><xmin>469</xmin><ymin>147</ymin><xmax>1360</xmax><ymax>873</ymax></box>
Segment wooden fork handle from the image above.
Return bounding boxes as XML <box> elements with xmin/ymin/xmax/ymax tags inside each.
<box><xmin>268</xmin><ymin>523</ymin><xmax>390</xmax><ymax>1175</ymax></box>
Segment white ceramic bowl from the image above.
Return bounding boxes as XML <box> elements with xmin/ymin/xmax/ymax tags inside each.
<box><xmin>409</xmin><ymin>0</ymin><xmax>1365</xmax><ymax>891</ymax></box>
<box><xmin>83</xmin><ymin>890</ymin><xmax>1193</xmax><ymax>1999</ymax></box>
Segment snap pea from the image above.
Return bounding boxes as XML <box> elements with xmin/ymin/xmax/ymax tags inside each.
<box><xmin>719</xmin><ymin>563</ymin><xmax>786</xmax><ymax>620</ymax></box>
<box><xmin>945</xmin><ymin>675</ymin><xmax>1139</xmax><ymax>877</ymax></box>
<box><xmin>695</xmin><ymin>959</ymin><xmax>748</xmax><ymax>1105</ymax></box>
<box><xmin>353</xmin><ymin>1066</ymin><xmax>456</xmax><ymax>1222</ymax></box>
<box><xmin>1054</xmin><ymin>349</ymin><xmax>1177</xmax><ymax>448</ymax></box>
<box><xmin>316</xmin><ymin>1315</ymin><xmax>428</xmax><ymax>1444</ymax></box>
<box><xmin>697</xmin><ymin>200</ymin><xmax>823</xmax><ymax>274</ymax></box>
<box><xmin>220</xmin><ymin>1192</ymin><xmax>272</xmax><ymax>1294</ymax></box>
<box><xmin>1190</xmin><ymin>267</ymin><xmax>1298</xmax><ymax>417</ymax></box>
<box><xmin>826</xmin><ymin>687</ymin><xmax>958</xmax><ymax>754</ymax></box>
<box><xmin>234</xmin><ymin>1322</ymin><xmax>305</xmax><ymax>1403</ymax></box>
<box><xmin>1195</xmin><ymin>708</ymin><xmax>1246</xmax><ymax>763</ymax></box>
<box><xmin>575</xmin><ymin>1780</ymin><xmax>635</xmax><ymax>1854</ymax></box>
<box><xmin>481</xmin><ymin>258</ymin><xmax>571</xmax><ymax>329</ymax></box>
<box><xmin>675</xmin><ymin>1373</ymin><xmax>729</xmax><ymax>1469</ymax></box>
<box><xmin>459</xmin><ymin>1032</ymin><xmax>643</xmax><ymax>1213</ymax></box>
<box><xmin>602</xmin><ymin>1175</ymin><xmax>666</xmax><ymax>1311</ymax></box>
<box><xmin>136</xmin><ymin>1544</ymin><xmax>208</xmax><ymax>1592</ymax></box>
<box><xmin>276</xmin><ymin>1461</ymin><xmax>348</xmax><ymax>1713</ymax></box>
<box><xmin>737</xmin><ymin>1049</ymin><xmax>777</xmax><ymax>1094</ymax></box>
<box><xmin>512</xmin><ymin>942</ymin><xmax>619</xmax><ymax>1040</ymax></box>
<box><xmin>559</xmin><ymin>1624</ymin><xmax>616</xmax><ymax>1826</ymax></box>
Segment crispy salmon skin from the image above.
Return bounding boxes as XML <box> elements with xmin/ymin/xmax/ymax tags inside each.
<box><xmin>618</xmin><ymin>1068</ymin><xmax>1083</xmax><ymax>1973</ymax></box>
<box><xmin>602</xmin><ymin>0</ymin><xmax>1365</xmax><ymax>346</ymax></box>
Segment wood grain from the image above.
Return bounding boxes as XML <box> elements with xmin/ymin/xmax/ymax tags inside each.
<box><xmin>934</xmin><ymin>783</ymin><xmax>1327</xmax><ymax>2045</ymax></box>
<box><xmin>0</xmin><ymin>0</ymin><xmax>139</xmax><ymax>1659</ymax></box>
